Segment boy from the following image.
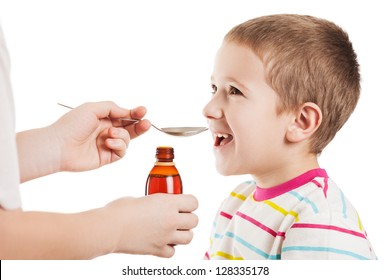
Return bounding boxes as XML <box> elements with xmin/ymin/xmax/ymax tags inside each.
<box><xmin>203</xmin><ymin>14</ymin><xmax>376</xmax><ymax>260</ymax></box>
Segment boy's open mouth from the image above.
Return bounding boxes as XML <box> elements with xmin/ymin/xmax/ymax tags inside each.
<box><xmin>214</xmin><ymin>133</ymin><xmax>234</xmax><ymax>147</ymax></box>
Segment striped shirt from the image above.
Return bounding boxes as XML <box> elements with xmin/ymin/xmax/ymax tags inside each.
<box><xmin>205</xmin><ymin>168</ymin><xmax>376</xmax><ymax>260</ymax></box>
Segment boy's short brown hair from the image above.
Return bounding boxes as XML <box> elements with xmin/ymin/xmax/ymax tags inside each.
<box><xmin>225</xmin><ymin>14</ymin><xmax>360</xmax><ymax>154</ymax></box>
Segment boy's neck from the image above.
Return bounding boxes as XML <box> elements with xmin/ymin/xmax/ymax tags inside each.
<box><xmin>251</xmin><ymin>154</ymin><xmax>320</xmax><ymax>189</ymax></box>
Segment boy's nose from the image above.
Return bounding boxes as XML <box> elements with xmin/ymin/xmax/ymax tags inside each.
<box><xmin>202</xmin><ymin>95</ymin><xmax>224</xmax><ymax>120</ymax></box>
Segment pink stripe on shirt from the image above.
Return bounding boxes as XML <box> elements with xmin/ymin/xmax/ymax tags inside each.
<box><xmin>236</xmin><ymin>211</ymin><xmax>277</xmax><ymax>237</ymax></box>
<box><xmin>291</xmin><ymin>223</ymin><xmax>366</xmax><ymax>239</ymax></box>
<box><xmin>220</xmin><ymin>211</ymin><xmax>233</xmax><ymax>220</ymax></box>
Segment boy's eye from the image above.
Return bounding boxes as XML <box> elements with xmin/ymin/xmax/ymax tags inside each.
<box><xmin>229</xmin><ymin>86</ymin><xmax>243</xmax><ymax>96</ymax></box>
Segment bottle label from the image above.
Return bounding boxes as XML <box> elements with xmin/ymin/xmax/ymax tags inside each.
<box><xmin>154</xmin><ymin>161</ymin><xmax>175</xmax><ymax>166</ymax></box>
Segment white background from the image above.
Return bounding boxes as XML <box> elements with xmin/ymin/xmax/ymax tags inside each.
<box><xmin>1</xmin><ymin>0</ymin><xmax>389</xmax><ymax>276</ymax></box>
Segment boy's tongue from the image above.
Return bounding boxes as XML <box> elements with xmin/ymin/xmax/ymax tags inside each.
<box><xmin>215</xmin><ymin>134</ymin><xmax>233</xmax><ymax>146</ymax></box>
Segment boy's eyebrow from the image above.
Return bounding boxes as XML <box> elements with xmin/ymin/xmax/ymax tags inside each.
<box><xmin>211</xmin><ymin>75</ymin><xmax>250</xmax><ymax>92</ymax></box>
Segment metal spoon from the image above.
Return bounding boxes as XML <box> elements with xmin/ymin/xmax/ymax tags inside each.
<box><xmin>57</xmin><ymin>103</ymin><xmax>208</xmax><ymax>137</ymax></box>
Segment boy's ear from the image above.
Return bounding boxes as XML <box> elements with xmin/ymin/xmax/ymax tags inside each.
<box><xmin>286</xmin><ymin>102</ymin><xmax>322</xmax><ymax>143</ymax></box>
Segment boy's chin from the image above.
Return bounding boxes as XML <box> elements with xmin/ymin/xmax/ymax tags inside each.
<box><xmin>215</xmin><ymin>164</ymin><xmax>239</xmax><ymax>176</ymax></box>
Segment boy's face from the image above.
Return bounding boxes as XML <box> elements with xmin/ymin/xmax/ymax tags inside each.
<box><xmin>203</xmin><ymin>42</ymin><xmax>292</xmax><ymax>177</ymax></box>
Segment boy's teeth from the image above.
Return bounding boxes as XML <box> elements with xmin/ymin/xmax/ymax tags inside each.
<box><xmin>216</xmin><ymin>133</ymin><xmax>229</xmax><ymax>138</ymax></box>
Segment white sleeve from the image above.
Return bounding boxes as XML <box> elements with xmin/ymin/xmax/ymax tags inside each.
<box><xmin>0</xmin><ymin>23</ymin><xmax>22</xmax><ymax>209</ymax></box>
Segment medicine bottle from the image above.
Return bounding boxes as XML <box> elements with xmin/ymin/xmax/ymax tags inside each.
<box><xmin>145</xmin><ymin>146</ymin><xmax>183</xmax><ymax>195</ymax></box>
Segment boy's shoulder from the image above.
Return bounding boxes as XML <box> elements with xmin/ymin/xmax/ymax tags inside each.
<box><xmin>229</xmin><ymin>180</ymin><xmax>257</xmax><ymax>201</ymax></box>
<box><xmin>216</xmin><ymin>180</ymin><xmax>257</xmax><ymax>218</ymax></box>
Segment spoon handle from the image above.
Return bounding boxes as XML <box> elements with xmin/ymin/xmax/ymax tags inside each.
<box><xmin>57</xmin><ymin>103</ymin><xmax>140</xmax><ymax>123</ymax></box>
<box><xmin>57</xmin><ymin>103</ymin><xmax>74</xmax><ymax>110</ymax></box>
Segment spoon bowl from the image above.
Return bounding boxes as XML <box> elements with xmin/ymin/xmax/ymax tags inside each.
<box><xmin>57</xmin><ymin>103</ymin><xmax>208</xmax><ymax>137</ymax></box>
<box><xmin>154</xmin><ymin>126</ymin><xmax>209</xmax><ymax>137</ymax></box>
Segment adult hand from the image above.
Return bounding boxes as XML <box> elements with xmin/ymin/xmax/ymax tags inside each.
<box><xmin>105</xmin><ymin>194</ymin><xmax>199</xmax><ymax>258</ymax></box>
<box><xmin>52</xmin><ymin>101</ymin><xmax>151</xmax><ymax>172</ymax></box>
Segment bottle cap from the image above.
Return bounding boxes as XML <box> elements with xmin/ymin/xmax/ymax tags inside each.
<box><xmin>155</xmin><ymin>146</ymin><xmax>174</xmax><ymax>161</ymax></box>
